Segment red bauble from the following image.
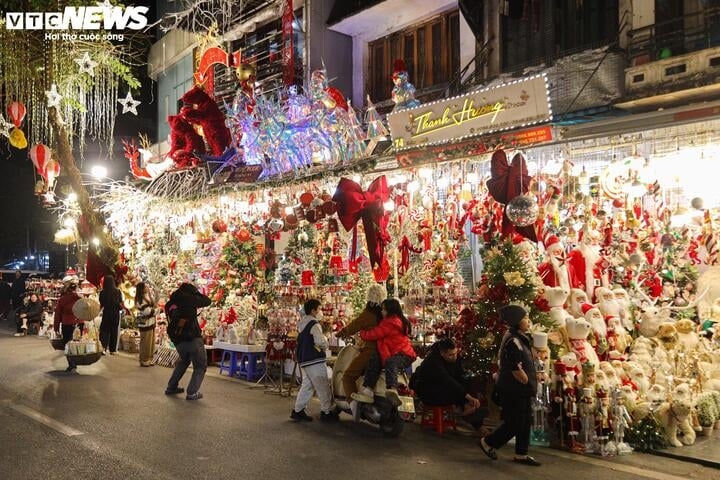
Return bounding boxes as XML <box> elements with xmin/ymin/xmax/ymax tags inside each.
<box><xmin>212</xmin><ymin>219</ymin><xmax>227</xmax><ymax>233</ymax></box>
<box><xmin>299</xmin><ymin>192</ymin><xmax>314</xmax><ymax>207</ymax></box>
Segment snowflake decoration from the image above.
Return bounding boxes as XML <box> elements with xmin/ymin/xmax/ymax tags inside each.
<box><xmin>0</xmin><ymin>114</ymin><xmax>13</xmax><ymax>138</ymax></box>
<box><xmin>75</xmin><ymin>52</ymin><xmax>98</xmax><ymax>76</ymax></box>
<box><xmin>118</xmin><ymin>91</ymin><xmax>141</xmax><ymax>115</ymax></box>
<box><xmin>45</xmin><ymin>84</ymin><xmax>62</xmax><ymax>108</ymax></box>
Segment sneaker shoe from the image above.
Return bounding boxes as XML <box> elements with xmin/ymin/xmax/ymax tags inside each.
<box><xmin>65</xmin><ymin>365</ymin><xmax>77</xmax><ymax>372</ymax></box>
<box><xmin>320</xmin><ymin>410</ymin><xmax>340</xmax><ymax>423</ymax></box>
<box><xmin>350</xmin><ymin>400</ymin><xmax>360</xmax><ymax>422</ymax></box>
<box><xmin>13</xmin><ymin>333</ymin><xmax>24</xmax><ymax>337</ymax></box>
<box><xmin>351</xmin><ymin>387</ymin><xmax>374</xmax><ymax>403</ymax></box>
<box><xmin>186</xmin><ymin>392</ymin><xmax>203</xmax><ymax>400</ymax></box>
<box><xmin>385</xmin><ymin>388</ymin><xmax>402</xmax><ymax>407</ymax></box>
<box><xmin>164</xmin><ymin>387</ymin><xmax>185</xmax><ymax>395</ymax></box>
<box><xmin>513</xmin><ymin>456</ymin><xmax>541</xmax><ymax>466</ymax></box>
<box><xmin>290</xmin><ymin>409</ymin><xmax>313</xmax><ymax>422</ymax></box>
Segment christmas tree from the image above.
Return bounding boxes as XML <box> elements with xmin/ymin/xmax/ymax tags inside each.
<box><xmin>455</xmin><ymin>238</ymin><xmax>553</xmax><ymax>377</ymax></box>
<box><xmin>275</xmin><ymin>221</ymin><xmax>317</xmax><ymax>285</ymax></box>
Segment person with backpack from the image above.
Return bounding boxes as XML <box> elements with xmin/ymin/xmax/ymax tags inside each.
<box><xmin>290</xmin><ymin>299</ymin><xmax>338</xmax><ymax>422</ymax></box>
<box><xmin>164</xmin><ymin>283</ymin><xmax>211</xmax><ymax>400</ymax></box>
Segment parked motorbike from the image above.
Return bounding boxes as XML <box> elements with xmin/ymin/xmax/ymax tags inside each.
<box><xmin>331</xmin><ymin>344</ymin><xmax>414</xmax><ymax>437</ymax></box>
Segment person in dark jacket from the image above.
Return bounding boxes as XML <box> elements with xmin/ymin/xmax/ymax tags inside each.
<box><xmin>10</xmin><ymin>270</ymin><xmax>26</xmax><ymax>322</ymax></box>
<box><xmin>164</xmin><ymin>282</ymin><xmax>211</xmax><ymax>400</ymax></box>
<box><xmin>412</xmin><ymin>338</ymin><xmax>486</xmax><ymax>429</ymax></box>
<box><xmin>99</xmin><ymin>275</ymin><xmax>123</xmax><ymax>355</ymax></box>
<box><xmin>479</xmin><ymin>305</ymin><xmax>541</xmax><ymax>467</ymax></box>
<box><xmin>53</xmin><ymin>283</ymin><xmax>83</xmax><ymax>371</ymax></box>
<box><xmin>14</xmin><ymin>293</ymin><xmax>44</xmax><ymax>336</ymax></box>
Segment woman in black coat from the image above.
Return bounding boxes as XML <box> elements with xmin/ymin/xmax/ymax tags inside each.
<box><xmin>479</xmin><ymin>305</ymin><xmax>541</xmax><ymax>467</ymax></box>
<box><xmin>99</xmin><ymin>275</ymin><xmax>123</xmax><ymax>354</ymax></box>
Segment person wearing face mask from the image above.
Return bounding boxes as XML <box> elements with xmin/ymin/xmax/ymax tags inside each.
<box><xmin>290</xmin><ymin>299</ymin><xmax>338</xmax><ymax>423</ymax></box>
<box><xmin>479</xmin><ymin>304</ymin><xmax>542</xmax><ymax>467</ymax></box>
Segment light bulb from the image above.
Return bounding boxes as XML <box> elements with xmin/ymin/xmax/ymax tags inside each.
<box><xmin>383</xmin><ymin>200</ymin><xmax>395</xmax><ymax>211</ymax></box>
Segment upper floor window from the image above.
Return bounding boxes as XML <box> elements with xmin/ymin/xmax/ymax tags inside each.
<box><xmin>368</xmin><ymin>10</ymin><xmax>460</xmax><ymax>102</ymax></box>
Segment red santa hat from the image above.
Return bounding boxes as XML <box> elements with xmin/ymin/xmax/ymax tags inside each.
<box><xmin>581</xmin><ymin>303</ymin><xmax>596</xmax><ymax>316</ymax></box>
<box><xmin>392</xmin><ymin>59</ymin><xmax>407</xmax><ymax>78</ymax></box>
<box><xmin>544</xmin><ymin>234</ymin><xmax>561</xmax><ymax>251</ymax></box>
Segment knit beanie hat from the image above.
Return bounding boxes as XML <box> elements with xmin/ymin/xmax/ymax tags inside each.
<box><xmin>366</xmin><ymin>284</ymin><xmax>387</xmax><ymax>306</ymax></box>
<box><xmin>499</xmin><ymin>304</ymin><xmax>527</xmax><ymax>328</ymax></box>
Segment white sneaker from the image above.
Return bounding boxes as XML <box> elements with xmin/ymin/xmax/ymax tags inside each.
<box><xmin>351</xmin><ymin>387</ymin><xmax>374</xmax><ymax>403</ymax></box>
<box><xmin>13</xmin><ymin>333</ymin><xmax>24</xmax><ymax>337</ymax></box>
<box><xmin>350</xmin><ymin>400</ymin><xmax>360</xmax><ymax>422</ymax></box>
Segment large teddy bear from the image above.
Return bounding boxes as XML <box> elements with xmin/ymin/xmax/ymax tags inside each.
<box><xmin>566</xmin><ymin>316</ymin><xmax>600</xmax><ymax>367</ymax></box>
<box><xmin>543</xmin><ymin>285</ymin><xmax>570</xmax><ymax>329</ymax></box>
<box><xmin>656</xmin><ymin>399</ymin><xmax>696</xmax><ymax>447</ymax></box>
<box><xmin>181</xmin><ymin>86</ymin><xmax>232</xmax><ymax>156</ymax></box>
<box><xmin>675</xmin><ymin>318</ymin><xmax>701</xmax><ymax>351</ymax></box>
<box><xmin>167</xmin><ymin>114</ymin><xmax>206</xmax><ymax>167</ymax></box>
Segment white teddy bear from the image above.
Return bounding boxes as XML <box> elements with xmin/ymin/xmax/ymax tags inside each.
<box><xmin>566</xmin><ymin>316</ymin><xmax>600</xmax><ymax>367</ymax></box>
<box><xmin>543</xmin><ymin>286</ymin><xmax>570</xmax><ymax>329</ymax></box>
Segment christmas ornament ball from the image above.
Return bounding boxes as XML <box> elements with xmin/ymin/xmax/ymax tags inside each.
<box><xmin>505</xmin><ymin>194</ymin><xmax>539</xmax><ymax>227</ymax></box>
<box><xmin>691</xmin><ymin>197</ymin><xmax>704</xmax><ymax>210</ymax></box>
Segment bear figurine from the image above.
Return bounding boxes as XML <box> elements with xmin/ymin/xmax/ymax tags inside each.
<box><xmin>181</xmin><ymin>86</ymin><xmax>232</xmax><ymax>156</ymax></box>
<box><xmin>566</xmin><ymin>316</ymin><xmax>600</xmax><ymax>367</ymax></box>
<box><xmin>167</xmin><ymin>114</ymin><xmax>206</xmax><ymax>167</ymax></box>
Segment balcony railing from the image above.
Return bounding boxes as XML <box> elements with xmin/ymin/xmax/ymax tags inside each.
<box><xmin>627</xmin><ymin>7</ymin><xmax>720</xmax><ymax>65</ymax></box>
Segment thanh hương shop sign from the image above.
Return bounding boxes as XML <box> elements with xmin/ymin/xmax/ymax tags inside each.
<box><xmin>387</xmin><ymin>74</ymin><xmax>552</xmax><ymax>151</ymax></box>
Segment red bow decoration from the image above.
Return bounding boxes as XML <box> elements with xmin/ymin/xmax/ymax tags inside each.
<box><xmin>399</xmin><ymin>236</ymin><xmax>422</xmax><ymax>275</ymax></box>
<box><xmin>485</xmin><ymin>149</ymin><xmax>538</xmax><ymax>243</ymax></box>
<box><xmin>333</xmin><ymin>176</ymin><xmax>390</xmax><ymax>269</ymax></box>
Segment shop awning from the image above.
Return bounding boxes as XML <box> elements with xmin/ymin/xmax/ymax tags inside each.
<box><xmin>559</xmin><ymin>99</ymin><xmax>720</xmax><ymax>141</ymax></box>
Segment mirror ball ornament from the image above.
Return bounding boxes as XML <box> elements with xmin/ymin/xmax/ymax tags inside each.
<box><xmin>505</xmin><ymin>194</ymin><xmax>539</xmax><ymax>227</ymax></box>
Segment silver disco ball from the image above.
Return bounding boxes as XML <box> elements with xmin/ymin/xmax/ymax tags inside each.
<box><xmin>505</xmin><ymin>194</ymin><xmax>539</xmax><ymax>227</ymax></box>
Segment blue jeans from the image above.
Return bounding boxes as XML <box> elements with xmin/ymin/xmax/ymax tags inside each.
<box><xmin>363</xmin><ymin>352</ymin><xmax>412</xmax><ymax>390</ymax></box>
<box><xmin>167</xmin><ymin>337</ymin><xmax>207</xmax><ymax>395</ymax></box>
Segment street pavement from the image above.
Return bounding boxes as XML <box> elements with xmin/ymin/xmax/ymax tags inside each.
<box><xmin>1</xmin><ymin>324</ymin><xmax>719</xmax><ymax>480</ymax></box>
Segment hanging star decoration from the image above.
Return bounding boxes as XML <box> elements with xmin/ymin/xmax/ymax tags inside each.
<box><xmin>118</xmin><ymin>91</ymin><xmax>141</xmax><ymax>115</ymax></box>
<box><xmin>45</xmin><ymin>84</ymin><xmax>63</xmax><ymax>108</ymax></box>
<box><xmin>0</xmin><ymin>114</ymin><xmax>13</xmax><ymax>138</ymax></box>
<box><xmin>75</xmin><ymin>52</ymin><xmax>98</xmax><ymax>76</ymax></box>
<box><xmin>96</xmin><ymin>0</ymin><xmax>114</xmax><ymax>9</ymax></box>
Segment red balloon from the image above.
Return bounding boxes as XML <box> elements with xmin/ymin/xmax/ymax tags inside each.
<box><xmin>7</xmin><ymin>101</ymin><xmax>26</xmax><ymax>128</ymax></box>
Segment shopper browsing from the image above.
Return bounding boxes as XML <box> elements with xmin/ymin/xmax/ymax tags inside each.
<box><xmin>53</xmin><ymin>282</ymin><xmax>83</xmax><ymax>372</ymax></box>
<box><xmin>99</xmin><ymin>275</ymin><xmax>123</xmax><ymax>355</ymax></box>
<box><xmin>291</xmin><ymin>299</ymin><xmax>338</xmax><ymax>422</ymax></box>
<box><xmin>479</xmin><ymin>304</ymin><xmax>541</xmax><ymax>466</ymax></box>
<box><xmin>164</xmin><ymin>283</ymin><xmax>211</xmax><ymax>400</ymax></box>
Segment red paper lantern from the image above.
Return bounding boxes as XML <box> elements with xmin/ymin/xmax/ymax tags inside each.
<box><xmin>29</xmin><ymin>143</ymin><xmax>51</xmax><ymax>175</ymax></box>
<box><xmin>7</xmin><ymin>101</ymin><xmax>26</xmax><ymax>128</ymax></box>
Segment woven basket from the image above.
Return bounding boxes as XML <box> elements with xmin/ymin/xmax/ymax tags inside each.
<box><xmin>66</xmin><ymin>351</ymin><xmax>103</xmax><ymax>365</ymax></box>
<box><xmin>121</xmin><ymin>335</ymin><xmax>140</xmax><ymax>353</ymax></box>
<box><xmin>50</xmin><ymin>338</ymin><xmax>65</xmax><ymax>351</ymax></box>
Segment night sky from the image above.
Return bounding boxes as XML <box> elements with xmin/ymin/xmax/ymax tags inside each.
<box><xmin>0</xmin><ymin>1</ymin><xmax>158</xmax><ymax>270</ymax></box>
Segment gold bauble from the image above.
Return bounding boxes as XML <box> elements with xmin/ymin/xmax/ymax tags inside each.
<box><xmin>236</xmin><ymin>63</ymin><xmax>256</xmax><ymax>82</ymax></box>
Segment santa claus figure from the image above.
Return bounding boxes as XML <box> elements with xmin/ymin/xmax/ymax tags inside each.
<box><xmin>595</xmin><ymin>287</ymin><xmax>621</xmax><ymax>326</ymax></box>
<box><xmin>581</xmin><ymin>303</ymin><xmax>609</xmax><ymax>360</ymax></box>
<box><xmin>567</xmin><ymin>227</ymin><xmax>609</xmax><ymax>302</ymax></box>
<box><xmin>538</xmin><ymin>234</ymin><xmax>579</xmax><ymax>292</ymax></box>
<box><xmin>568</xmin><ymin>288</ymin><xmax>589</xmax><ymax>318</ymax></box>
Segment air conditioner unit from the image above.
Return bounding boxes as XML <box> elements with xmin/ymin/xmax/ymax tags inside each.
<box><xmin>625</xmin><ymin>45</ymin><xmax>720</xmax><ymax>93</ymax></box>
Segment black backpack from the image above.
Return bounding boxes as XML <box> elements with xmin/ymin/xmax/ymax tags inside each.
<box><xmin>166</xmin><ymin>302</ymin><xmax>199</xmax><ymax>344</ymax></box>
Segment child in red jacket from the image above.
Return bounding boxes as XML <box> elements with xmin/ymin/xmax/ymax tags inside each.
<box><xmin>352</xmin><ymin>298</ymin><xmax>416</xmax><ymax>406</ymax></box>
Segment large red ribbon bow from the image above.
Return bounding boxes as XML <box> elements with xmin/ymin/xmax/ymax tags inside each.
<box><xmin>333</xmin><ymin>176</ymin><xmax>391</xmax><ymax>269</ymax></box>
<box><xmin>486</xmin><ymin>149</ymin><xmax>538</xmax><ymax>243</ymax></box>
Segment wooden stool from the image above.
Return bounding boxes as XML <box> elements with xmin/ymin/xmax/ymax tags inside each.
<box><xmin>420</xmin><ymin>404</ymin><xmax>457</xmax><ymax>435</ymax></box>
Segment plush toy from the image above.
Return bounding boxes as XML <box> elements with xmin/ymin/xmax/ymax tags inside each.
<box><xmin>167</xmin><ymin>114</ymin><xmax>206</xmax><ymax>167</ymax></box>
<box><xmin>543</xmin><ymin>285</ymin><xmax>570</xmax><ymax>329</ymax></box>
<box><xmin>566</xmin><ymin>316</ymin><xmax>600</xmax><ymax>366</ymax></box>
<box><xmin>657</xmin><ymin>398</ymin><xmax>697</xmax><ymax>447</ymax></box>
<box><xmin>638</xmin><ymin>305</ymin><xmax>672</xmax><ymax>337</ymax></box>
<box><xmin>180</xmin><ymin>86</ymin><xmax>232</xmax><ymax>156</ymax></box>
<box><xmin>675</xmin><ymin>318</ymin><xmax>701</xmax><ymax>351</ymax></box>
<box><xmin>656</xmin><ymin>322</ymin><xmax>679</xmax><ymax>352</ymax></box>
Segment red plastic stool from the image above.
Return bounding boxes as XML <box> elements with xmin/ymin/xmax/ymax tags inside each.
<box><xmin>420</xmin><ymin>404</ymin><xmax>457</xmax><ymax>435</ymax></box>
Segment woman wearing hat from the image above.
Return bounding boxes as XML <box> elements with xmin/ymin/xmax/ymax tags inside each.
<box><xmin>479</xmin><ymin>304</ymin><xmax>541</xmax><ymax>467</ymax></box>
<box><xmin>53</xmin><ymin>283</ymin><xmax>83</xmax><ymax>372</ymax></box>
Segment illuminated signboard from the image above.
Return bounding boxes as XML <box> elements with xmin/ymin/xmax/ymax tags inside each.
<box><xmin>387</xmin><ymin>74</ymin><xmax>552</xmax><ymax>151</ymax></box>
